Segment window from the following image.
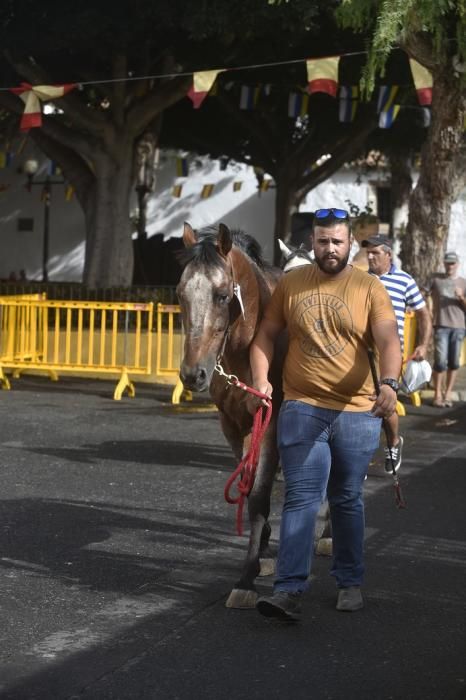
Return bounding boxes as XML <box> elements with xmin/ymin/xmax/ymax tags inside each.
<box><xmin>17</xmin><ymin>217</ymin><xmax>34</xmax><ymax>232</ymax></box>
<box><xmin>376</xmin><ymin>187</ymin><xmax>392</xmax><ymax>225</ymax></box>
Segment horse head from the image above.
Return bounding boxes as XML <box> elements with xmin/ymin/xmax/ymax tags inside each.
<box><xmin>177</xmin><ymin>222</ymin><xmax>244</xmax><ymax>392</ymax></box>
<box><xmin>278</xmin><ymin>239</ymin><xmax>314</xmax><ymax>272</ymax></box>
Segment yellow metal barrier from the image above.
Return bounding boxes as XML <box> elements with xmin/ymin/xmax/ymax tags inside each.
<box><xmin>155</xmin><ymin>303</ymin><xmax>193</xmax><ymax>404</ymax></box>
<box><xmin>0</xmin><ymin>299</ymin><xmax>153</xmax><ymax>400</ymax></box>
<box><xmin>396</xmin><ymin>310</ymin><xmax>421</xmax><ymax>415</ymax></box>
<box><xmin>0</xmin><ymin>294</ymin><xmax>51</xmax><ymax>387</ymax></box>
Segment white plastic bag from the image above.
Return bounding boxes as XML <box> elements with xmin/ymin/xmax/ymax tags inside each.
<box><xmin>400</xmin><ymin>359</ymin><xmax>432</xmax><ymax>394</ymax></box>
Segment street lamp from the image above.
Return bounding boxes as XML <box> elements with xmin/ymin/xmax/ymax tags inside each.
<box><xmin>23</xmin><ymin>158</ymin><xmax>64</xmax><ymax>283</ymax></box>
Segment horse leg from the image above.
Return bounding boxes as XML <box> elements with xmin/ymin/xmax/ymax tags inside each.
<box><xmin>258</xmin><ymin>520</ymin><xmax>275</xmax><ymax>576</ymax></box>
<box><xmin>225</xmin><ymin>431</ymin><xmax>278</xmax><ymax>609</ymax></box>
<box><xmin>315</xmin><ymin>500</ymin><xmax>333</xmax><ymax>556</ymax></box>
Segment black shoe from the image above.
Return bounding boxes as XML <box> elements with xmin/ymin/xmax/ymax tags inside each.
<box><xmin>384</xmin><ymin>435</ymin><xmax>403</xmax><ymax>473</ymax></box>
<box><xmin>256</xmin><ymin>591</ymin><xmax>302</xmax><ymax>622</ymax></box>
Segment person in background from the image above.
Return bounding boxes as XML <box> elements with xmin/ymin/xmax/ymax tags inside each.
<box><xmin>362</xmin><ymin>233</ymin><xmax>432</xmax><ymax>471</ymax></box>
<box><xmin>423</xmin><ymin>252</ymin><xmax>466</xmax><ymax>407</ymax></box>
<box><xmin>249</xmin><ymin>207</ymin><xmax>401</xmax><ymax>622</ymax></box>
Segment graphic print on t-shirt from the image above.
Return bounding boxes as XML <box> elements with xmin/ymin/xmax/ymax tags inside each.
<box><xmin>295</xmin><ymin>293</ymin><xmax>353</xmax><ymax>358</ymax></box>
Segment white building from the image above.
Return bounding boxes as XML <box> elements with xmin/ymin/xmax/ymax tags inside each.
<box><xmin>0</xmin><ymin>146</ymin><xmax>465</xmax><ymax>280</ymax></box>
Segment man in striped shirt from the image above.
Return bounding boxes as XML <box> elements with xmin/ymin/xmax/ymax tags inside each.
<box><xmin>362</xmin><ymin>234</ymin><xmax>432</xmax><ymax>473</ymax></box>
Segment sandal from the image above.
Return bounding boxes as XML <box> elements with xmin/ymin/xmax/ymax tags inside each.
<box><xmin>443</xmin><ymin>399</ymin><xmax>454</xmax><ymax>408</ymax></box>
<box><xmin>432</xmin><ymin>398</ymin><xmax>445</xmax><ymax>407</ymax></box>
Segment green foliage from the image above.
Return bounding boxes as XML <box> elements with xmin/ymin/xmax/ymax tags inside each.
<box><xmin>345</xmin><ymin>199</ymin><xmax>378</xmax><ymax>224</ymax></box>
<box><xmin>336</xmin><ymin>0</ymin><xmax>466</xmax><ymax>94</ymax></box>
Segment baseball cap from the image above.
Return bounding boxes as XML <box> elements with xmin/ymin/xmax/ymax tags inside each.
<box><xmin>361</xmin><ymin>234</ymin><xmax>393</xmax><ymax>249</ymax></box>
<box><xmin>444</xmin><ymin>251</ymin><xmax>459</xmax><ymax>263</ymax></box>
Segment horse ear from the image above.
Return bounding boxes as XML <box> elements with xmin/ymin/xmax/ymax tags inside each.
<box><xmin>217</xmin><ymin>223</ymin><xmax>233</xmax><ymax>256</ymax></box>
<box><xmin>183</xmin><ymin>222</ymin><xmax>198</xmax><ymax>248</ymax></box>
<box><xmin>278</xmin><ymin>239</ymin><xmax>292</xmax><ymax>257</ymax></box>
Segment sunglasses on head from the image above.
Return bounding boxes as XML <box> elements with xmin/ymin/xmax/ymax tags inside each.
<box><xmin>314</xmin><ymin>208</ymin><xmax>349</xmax><ymax>221</ymax></box>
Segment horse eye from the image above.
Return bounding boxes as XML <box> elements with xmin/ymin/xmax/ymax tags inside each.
<box><xmin>216</xmin><ymin>293</ymin><xmax>229</xmax><ymax>304</ymax></box>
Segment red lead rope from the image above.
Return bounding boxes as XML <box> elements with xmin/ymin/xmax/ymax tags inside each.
<box><xmin>223</xmin><ymin>379</ymin><xmax>273</xmax><ymax>536</ymax></box>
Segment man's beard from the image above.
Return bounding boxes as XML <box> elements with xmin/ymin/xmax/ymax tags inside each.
<box><xmin>314</xmin><ymin>251</ymin><xmax>350</xmax><ymax>274</ymax></box>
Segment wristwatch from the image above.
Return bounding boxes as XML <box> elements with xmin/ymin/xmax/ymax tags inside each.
<box><xmin>380</xmin><ymin>377</ymin><xmax>399</xmax><ymax>393</ymax></box>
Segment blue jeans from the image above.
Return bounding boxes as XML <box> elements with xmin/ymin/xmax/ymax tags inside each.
<box><xmin>433</xmin><ymin>327</ymin><xmax>465</xmax><ymax>372</ymax></box>
<box><xmin>275</xmin><ymin>401</ymin><xmax>381</xmax><ymax>592</ymax></box>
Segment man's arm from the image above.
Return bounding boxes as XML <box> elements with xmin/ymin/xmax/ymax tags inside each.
<box><xmin>412</xmin><ymin>306</ymin><xmax>432</xmax><ymax>360</ymax></box>
<box><xmin>249</xmin><ymin>317</ymin><xmax>284</xmax><ymax>400</ymax></box>
<box><xmin>370</xmin><ymin>319</ymin><xmax>402</xmax><ymax>418</ymax></box>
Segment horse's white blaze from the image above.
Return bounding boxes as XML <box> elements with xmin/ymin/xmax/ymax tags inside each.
<box><xmin>182</xmin><ymin>268</ymin><xmax>228</xmax><ymax>341</ymax></box>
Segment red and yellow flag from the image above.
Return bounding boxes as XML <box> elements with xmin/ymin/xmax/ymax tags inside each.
<box><xmin>409</xmin><ymin>60</ymin><xmax>433</xmax><ymax>106</ymax></box>
<box><xmin>188</xmin><ymin>70</ymin><xmax>222</xmax><ymax>109</ymax></box>
<box><xmin>306</xmin><ymin>57</ymin><xmax>340</xmax><ymax>97</ymax></box>
<box><xmin>10</xmin><ymin>83</ymin><xmax>76</xmax><ymax>130</ymax></box>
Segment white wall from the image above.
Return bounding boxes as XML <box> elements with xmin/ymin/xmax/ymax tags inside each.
<box><xmin>0</xmin><ymin>142</ymin><xmax>85</xmax><ymax>281</ymax></box>
<box><xmin>139</xmin><ymin>155</ymin><xmax>276</xmax><ymax>261</ymax></box>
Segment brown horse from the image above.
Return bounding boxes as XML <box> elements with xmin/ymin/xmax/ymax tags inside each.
<box><xmin>177</xmin><ymin>222</ymin><xmax>284</xmax><ymax>608</ymax></box>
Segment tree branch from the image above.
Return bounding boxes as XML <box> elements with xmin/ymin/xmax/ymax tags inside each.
<box><xmin>295</xmin><ymin>108</ymin><xmax>377</xmax><ymax>200</ymax></box>
<box><xmin>4</xmin><ymin>51</ymin><xmax>107</xmax><ymax>136</ymax></box>
<box><xmin>214</xmin><ymin>90</ymin><xmax>277</xmax><ymax>173</ymax></box>
<box><xmin>127</xmin><ymin>75</ymin><xmax>192</xmax><ymax>136</ymax></box>
<box><xmin>30</xmin><ymin>129</ymin><xmax>95</xmax><ymax>205</ymax></box>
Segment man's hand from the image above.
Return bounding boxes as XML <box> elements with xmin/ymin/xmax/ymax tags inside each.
<box><xmin>412</xmin><ymin>344</ymin><xmax>428</xmax><ymax>360</ymax></box>
<box><xmin>247</xmin><ymin>380</ymin><xmax>273</xmax><ymax>414</ymax></box>
<box><xmin>369</xmin><ymin>384</ymin><xmax>398</xmax><ymax>418</ymax></box>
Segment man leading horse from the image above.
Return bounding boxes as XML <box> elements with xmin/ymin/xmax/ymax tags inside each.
<box><xmin>249</xmin><ymin>207</ymin><xmax>401</xmax><ymax>622</ymax></box>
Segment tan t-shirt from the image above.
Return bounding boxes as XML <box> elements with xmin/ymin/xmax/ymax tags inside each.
<box><xmin>265</xmin><ymin>264</ymin><xmax>396</xmax><ymax>411</ymax></box>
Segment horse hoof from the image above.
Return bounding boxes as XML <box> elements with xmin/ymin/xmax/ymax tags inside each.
<box><xmin>225</xmin><ymin>589</ymin><xmax>258</xmax><ymax>609</ymax></box>
<box><xmin>258</xmin><ymin>558</ymin><xmax>275</xmax><ymax>577</ymax></box>
<box><xmin>315</xmin><ymin>537</ymin><xmax>333</xmax><ymax>556</ymax></box>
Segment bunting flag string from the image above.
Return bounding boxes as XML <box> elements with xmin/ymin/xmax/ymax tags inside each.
<box><xmin>201</xmin><ymin>184</ymin><xmax>214</xmax><ymax>199</ymax></box>
<box><xmin>339</xmin><ymin>86</ymin><xmax>359</xmax><ymax>123</ymax></box>
<box><xmin>377</xmin><ymin>85</ymin><xmax>399</xmax><ymax>112</ymax></box>
<box><xmin>172</xmin><ymin>184</ymin><xmax>183</xmax><ymax>198</ymax></box>
<box><xmin>9</xmin><ymin>83</ymin><xmax>76</xmax><ymax>131</ymax></box>
<box><xmin>176</xmin><ymin>157</ymin><xmax>189</xmax><ymax>177</ymax></box>
<box><xmin>240</xmin><ymin>85</ymin><xmax>260</xmax><ymax>110</ymax></box>
<box><xmin>65</xmin><ymin>184</ymin><xmax>74</xmax><ymax>201</ymax></box>
<box><xmin>288</xmin><ymin>92</ymin><xmax>309</xmax><ymax>118</ymax></box>
<box><xmin>233</xmin><ymin>181</ymin><xmax>243</xmax><ymax>192</ymax></box>
<box><xmin>378</xmin><ymin>104</ymin><xmax>400</xmax><ymax>128</ymax></box>
<box><xmin>409</xmin><ymin>59</ymin><xmax>433</xmax><ymax>105</ymax></box>
<box><xmin>48</xmin><ymin>160</ymin><xmax>61</xmax><ymax>176</ymax></box>
<box><xmin>420</xmin><ymin>107</ymin><xmax>432</xmax><ymax>128</ymax></box>
<box><xmin>306</xmin><ymin>57</ymin><xmax>340</xmax><ymax>97</ymax></box>
<box><xmin>188</xmin><ymin>70</ymin><xmax>223</xmax><ymax>108</ymax></box>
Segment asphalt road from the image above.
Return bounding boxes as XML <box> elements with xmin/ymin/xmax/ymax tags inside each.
<box><xmin>0</xmin><ymin>376</ymin><xmax>465</xmax><ymax>700</ymax></box>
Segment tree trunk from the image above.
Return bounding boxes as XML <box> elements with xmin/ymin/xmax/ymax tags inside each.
<box><xmin>83</xmin><ymin>143</ymin><xmax>135</xmax><ymax>287</ymax></box>
<box><xmin>400</xmin><ymin>68</ymin><xmax>466</xmax><ymax>287</ymax></box>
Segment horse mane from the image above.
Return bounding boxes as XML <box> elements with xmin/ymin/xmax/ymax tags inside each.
<box><xmin>177</xmin><ymin>226</ymin><xmax>270</xmax><ymax>270</ymax></box>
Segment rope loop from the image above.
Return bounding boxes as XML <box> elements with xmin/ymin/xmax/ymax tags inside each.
<box><xmin>220</xmin><ymin>371</ymin><xmax>273</xmax><ymax>535</ymax></box>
